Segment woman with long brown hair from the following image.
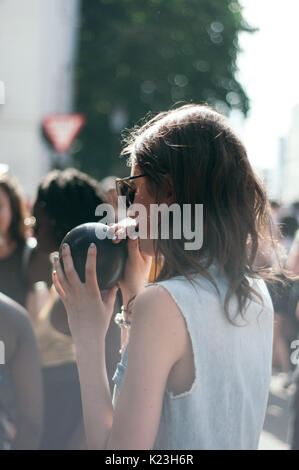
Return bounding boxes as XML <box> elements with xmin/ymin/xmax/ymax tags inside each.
<box><xmin>0</xmin><ymin>173</ymin><xmax>31</xmax><ymax>307</ymax></box>
<box><xmin>53</xmin><ymin>104</ymin><xmax>277</xmax><ymax>449</ymax></box>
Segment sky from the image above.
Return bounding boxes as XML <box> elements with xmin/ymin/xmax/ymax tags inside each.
<box><xmin>232</xmin><ymin>0</ymin><xmax>299</xmax><ymax>172</ymax></box>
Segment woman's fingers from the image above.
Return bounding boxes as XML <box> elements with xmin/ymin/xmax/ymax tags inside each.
<box><xmin>85</xmin><ymin>243</ymin><xmax>101</xmax><ymax>295</ymax></box>
<box><xmin>109</xmin><ymin>218</ymin><xmax>138</xmax><ymax>244</ymax></box>
<box><xmin>127</xmin><ymin>237</ymin><xmax>140</xmax><ymax>258</ymax></box>
<box><xmin>109</xmin><ymin>225</ymin><xmax>126</xmax><ymax>244</ymax></box>
<box><xmin>102</xmin><ymin>286</ymin><xmax>118</xmax><ymax>313</ymax></box>
<box><xmin>108</xmin><ymin>224</ymin><xmax>121</xmax><ymax>244</ymax></box>
<box><xmin>61</xmin><ymin>243</ymin><xmax>81</xmax><ymax>287</ymax></box>
<box><xmin>53</xmin><ymin>254</ymin><xmax>70</xmax><ymax>294</ymax></box>
<box><xmin>52</xmin><ymin>271</ymin><xmax>67</xmax><ymax>302</ymax></box>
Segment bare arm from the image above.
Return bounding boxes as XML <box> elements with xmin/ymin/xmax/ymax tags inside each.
<box><xmin>52</xmin><ymin>242</ymin><xmax>184</xmax><ymax>449</ymax></box>
<box><xmin>106</xmin><ymin>285</ymin><xmax>185</xmax><ymax>449</ymax></box>
<box><xmin>70</xmin><ymin>285</ymin><xmax>183</xmax><ymax>450</ymax></box>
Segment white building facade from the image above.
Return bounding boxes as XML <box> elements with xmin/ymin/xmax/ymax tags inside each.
<box><xmin>0</xmin><ymin>0</ymin><xmax>80</xmax><ymax>200</ymax></box>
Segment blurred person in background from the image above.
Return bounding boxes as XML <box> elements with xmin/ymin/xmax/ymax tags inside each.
<box><xmin>100</xmin><ymin>176</ymin><xmax>119</xmax><ymax>219</ymax></box>
<box><xmin>27</xmin><ymin>168</ymin><xmax>120</xmax><ymax>450</ymax></box>
<box><xmin>286</xmin><ymin>280</ymin><xmax>299</xmax><ymax>450</ymax></box>
<box><xmin>0</xmin><ymin>292</ymin><xmax>43</xmax><ymax>449</ymax></box>
<box><xmin>291</xmin><ymin>201</ymin><xmax>299</xmax><ymax>224</ymax></box>
<box><xmin>0</xmin><ymin>173</ymin><xmax>34</xmax><ymax>307</ymax></box>
<box><xmin>253</xmin><ymin>200</ymin><xmax>281</xmax><ymax>268</ymax></box>
<box><xmin>280</xmin><ymin>216</ymin><xmax>299</xmax><ymax>254</ymax></box>
<box><xmin>286</xmin><ymin>220</ymin><xmax>299</xmax><ymax>275</ymax></box>
<box><xmin>267</xmin><ymin>215</ymin><xmax>298</xmax><ymax>384</ymax></box>
<box><xmin>284</xmin><ymin>218</ymin><xmax>299</xmax><ymax>450</ymax></box>
<box><xmin>269</xmin><ymin>200</ymin><xmax>281</xmax><ymax>230</ymax></box>
<box><xmin>292</xmin><ymin>375</ymin><xmax>299</xmax><ymax>450</ymax></box>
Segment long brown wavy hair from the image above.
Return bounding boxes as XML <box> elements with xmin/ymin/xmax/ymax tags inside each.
<box><xmin>0</xmin><ymin>173</ymin><xmax>27</xmax><ymax>244</ymax></box>
<box><xmin>121</xmin><ymin>104</ymin><xmax>286</xmax><ymax>322</ymax></box>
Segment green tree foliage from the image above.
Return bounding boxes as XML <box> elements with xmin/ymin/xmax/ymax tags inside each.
<box><xmin>74</xmin><ymin>0</ymin><xmax>254</xmax><ymax>178</ymax></box>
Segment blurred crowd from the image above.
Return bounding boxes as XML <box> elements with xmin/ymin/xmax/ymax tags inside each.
<box><xmin>264</xmin><ymin>200</ymin><xmax>299</xmax><ymax>449</ymax></box>
<box><xmin>0</xmin><ymin>168</ymin><xmax>299</xmax><ymax>450</ymax></box>
<box><xmin>0</xmin><ymin>167</ymin><xmax>122</xmax><ymax>450</ymax></box>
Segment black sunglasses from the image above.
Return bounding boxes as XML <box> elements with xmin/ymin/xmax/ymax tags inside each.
<box><xmin>115</xmin><ymin>174</ymin><xmax>147</xmax><ymax>208</ymax></box>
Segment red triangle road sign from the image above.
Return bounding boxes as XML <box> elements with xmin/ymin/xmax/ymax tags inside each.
<box><xmin>42</xmin><ymin>113</ymin><xmax>86</xmax><ymax>154</ymax></box>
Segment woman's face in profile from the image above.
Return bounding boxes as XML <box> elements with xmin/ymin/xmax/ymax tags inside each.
<box><xmin>0</xmin><ymin>187</ymin><xmax>12</xmax><ymax>239</ymax></box>
<box><xmin>129</xmin><ymin>164</ymin><xmax>171</xmax><ymax>257</ymax></box>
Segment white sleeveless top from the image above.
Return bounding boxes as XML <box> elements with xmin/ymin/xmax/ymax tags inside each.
<box><xmin>112</xmin><ymin>263</ymin><xmax>274</xmax><ymax>450</ymax></box>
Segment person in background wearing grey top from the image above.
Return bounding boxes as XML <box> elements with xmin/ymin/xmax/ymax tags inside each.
<box><xmin>0</xmin><ymin>293</ymin><xmax>43</xmax><ymax>449</ymax></box>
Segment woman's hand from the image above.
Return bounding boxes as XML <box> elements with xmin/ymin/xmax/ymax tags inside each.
<box><xmin>52</xmin><ymin>243</ymin><xmax>118</xmax><ymax>343</ymax></box>
<box><xmin>109</xmin><ymin>220</ymin><xmax>152</xmax><ymax>306</ymax></box>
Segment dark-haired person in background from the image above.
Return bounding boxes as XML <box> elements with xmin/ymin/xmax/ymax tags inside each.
<box><xmin>0</xmin><ymin>293</ymin><xmax>43</xmax><ymax>449</ymax></box>
<box><xmin>268</xmin><ymin>215</ymin><xmax>299</xmax><ymax>384</ymax></box>
<box><xmin>285</xmin><ymin>221</ymin><xmax>299</xmax><ymax>449</ymax></box>
<box><xmin>281</xmin><ymin>216</ymin><xmax>299</xmax><ymax>254</ymax></box>
<box><xmin>27</xmin><ymin>168</ymin><xmax>120</xmax><ymax>450</ymax></box>
<box><xmin>291</xmin><ymin>201</ymin><xmax>299</xmax><ymax>224</ymax></box>
<box><xmin>100</xmin><ymin>175</ymin><xmax>119</xmax><ymax>218</ymax></box>
<box><xmin>285</xmin><ymin>282</ymin><xmax>299</xmax><ymax>450</ymax></box>
<box><xmin>270</xmin><ymin>200</ymin><xmax>281</xmax><ymax>228</ymax></box>
<box><xmin>0</xmin><ymin>173</ymin><xmax>33</xmax><ymax>307</ymax></box>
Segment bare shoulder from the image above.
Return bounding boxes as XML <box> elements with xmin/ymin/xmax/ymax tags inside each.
<box><xmin>130</xmin><ymin>284</ymin><xmax>189</xmax><ymax>361</ymax></box>
<box><xmin>133</xmin><ymin>284</ymin><xmax>182</xmax><ymax>320</ymax></box>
